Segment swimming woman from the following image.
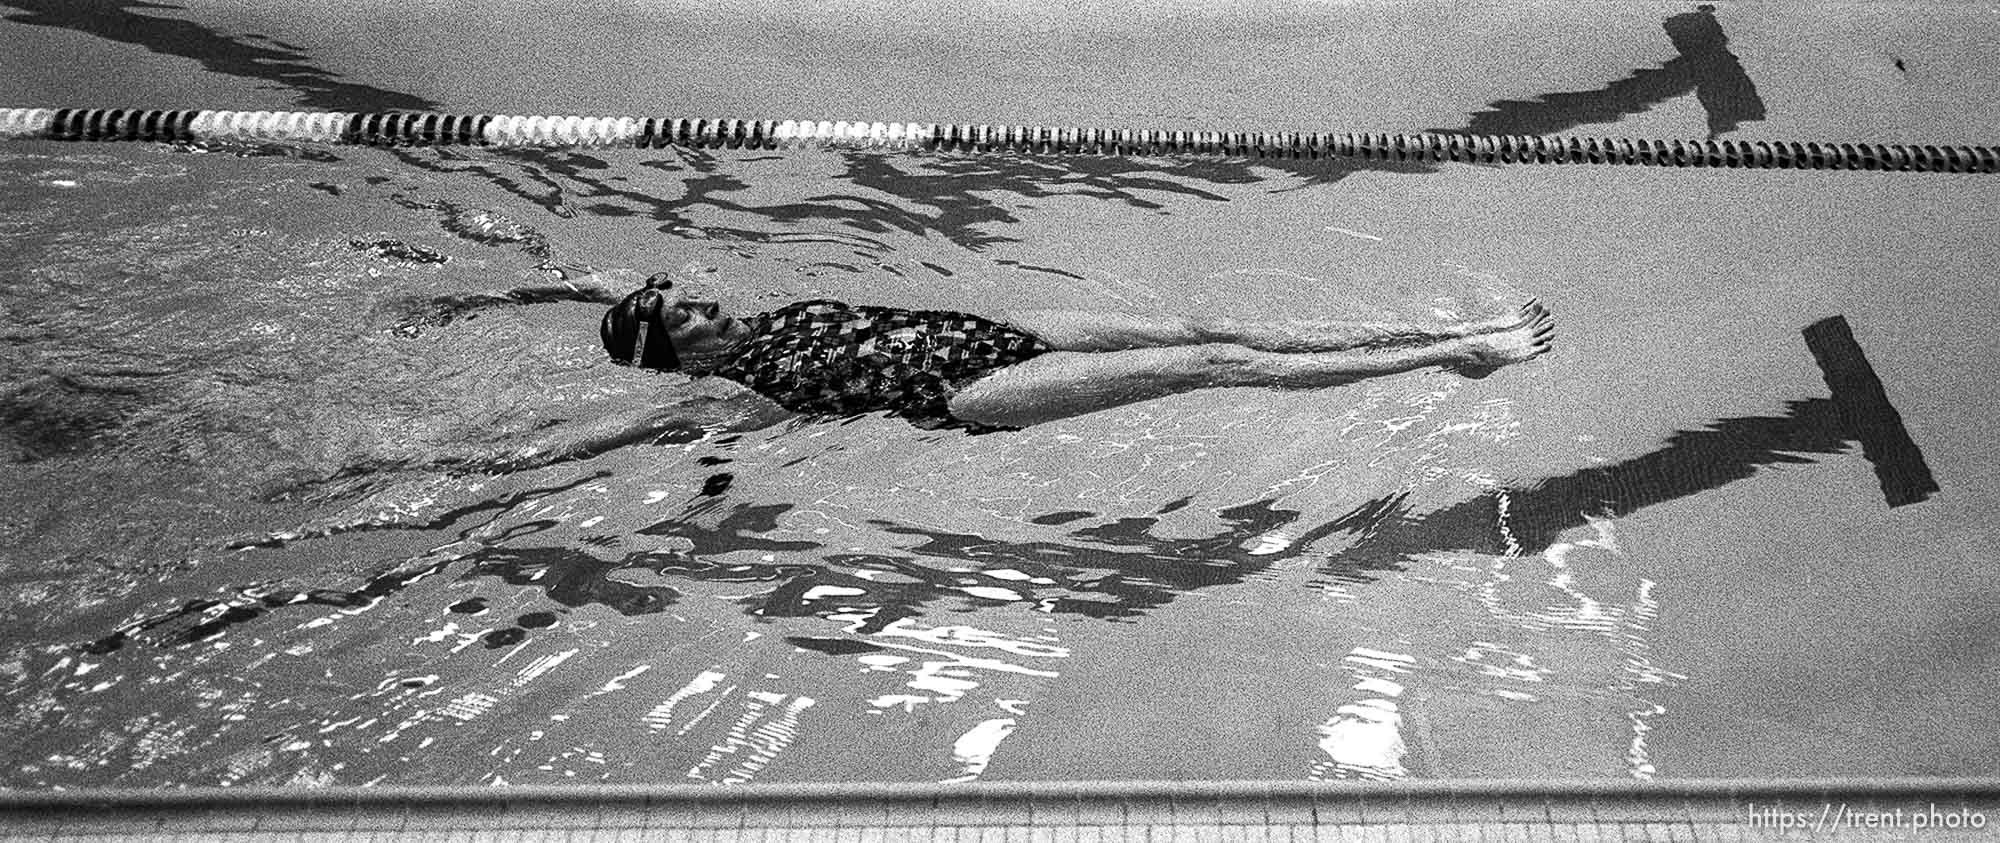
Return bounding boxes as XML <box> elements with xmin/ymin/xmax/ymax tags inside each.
<box><xmin>387</xmin><ymin>271</ymin><xmax>1552</xmax><ymax>474</ymax></box>
<box><xmin>598</xmin><ymin>272</ymin><xmax>1553</xmax><ymax>432</ymax></box>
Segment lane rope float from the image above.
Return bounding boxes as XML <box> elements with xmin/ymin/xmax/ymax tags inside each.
<box><xmin>1</xmin><ymin>107</ymin><xmax>1995</xmax><ymax>173</ymax></box>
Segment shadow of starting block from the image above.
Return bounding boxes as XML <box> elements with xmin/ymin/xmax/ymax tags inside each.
<box><xmin>1802</xmin><ymin>315</ymin><xmax>1939</xmax><ymax>508</ymax></box>
<box><xmin>1311</xmin><ymin>315</ymin><xmax>1942</xmax><ymax>585</ymax></box>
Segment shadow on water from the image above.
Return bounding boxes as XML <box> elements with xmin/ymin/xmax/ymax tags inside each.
<box><xmin>81</xmin><ymin>494</ymin><xmax>1383</xmax><ymax>654</ymax></box>
<box><xmin>0</xmin><ymin>0</ymin><xmax>440</xmax><ymax>112</ymax></box>
<box><xmin>726</xmin><ymin>498</ymin><xmax>1355</xmax><ymax>630</ymax></box>
<box><xmin>1326</xmin><ymin>397</ymin><xmax>1860</xmax><ymax>586</ymax></box>
<box><xmin>384</xmin><ymin>145</ymin><xmax>1429</xmax><ymax>258</ymax></box>
<box><xmin>76</xmin><ymin>391</ymin><xmax>1932</xmax><ymax>657</ymax></box>
<box><xmin>80</xmin><ymin>471</ymin><xmax>610</xmax><ymax>654</ymax></box>
<box><xmin>1326</xmin><ymin>314</ymin><xmax>1940</xmax><ymax>582</ymax></box>
<box><xmin>1435</xmin><ymin>5</ymin><xmax>1766</xmax><ymax>139</ymax></box>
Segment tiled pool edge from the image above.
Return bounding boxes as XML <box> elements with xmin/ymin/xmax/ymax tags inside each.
<box><xmin>4</xmin><ymin>778</ymin><xmax>1996</xmax><ymax>840</ymax></box>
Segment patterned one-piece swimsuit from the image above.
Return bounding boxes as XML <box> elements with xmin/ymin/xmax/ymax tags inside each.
<box><xmin>705</xmin><ymin>300</ymin><xmax>1054</xmax><ymax>431</ymax></box>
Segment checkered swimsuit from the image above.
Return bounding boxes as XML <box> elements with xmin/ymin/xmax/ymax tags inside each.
<box><xmin>707</xmin><ymin>300</ymin><xmax>1053</xmax><ymax>430</ymax></box>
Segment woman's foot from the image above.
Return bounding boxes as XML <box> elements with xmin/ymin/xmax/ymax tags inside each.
<box><xmin>1459</xmin><ymin>299</ymin><xmax>1549</xmax><ymax>338</ymax></box>
<box><xmin>1449</xmin><ymin>302</ymin><xmax>1554</xmax><ymax>378</ymax></box>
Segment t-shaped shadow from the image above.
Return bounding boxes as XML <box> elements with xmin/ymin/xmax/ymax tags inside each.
<box><xmin>1436</xmin><ymin>5</ymin><xmax>1767</xmax><ymax>139</ymax></box>
<box><xmin>1322</xmin><ymin>315</ymin><xmax>1935</xmax><ymax>584</ymax></box>
<box><xmin>0</xmin><ymin>0</ymin><xmax>441</xmax><ymax>113</ymax></box>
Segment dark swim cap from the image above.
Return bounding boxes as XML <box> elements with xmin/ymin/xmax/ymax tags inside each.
<box><xmin>600</xmin><ymin>282</ymin><xmax>682</xmax><ymax>371</ymax></box>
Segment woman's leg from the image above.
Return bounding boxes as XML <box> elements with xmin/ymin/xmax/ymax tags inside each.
<box><xmin>951</xmin><ymin>310</ymin><xmax>1554</xmax><ymax>429</ymax></box>
<box><xmin>1003</xmin><ymin>300</ymin><xmax>1548</xmax><ymax>354</ymax></box>
<box><xmin>1202</xmin><ymin>299</ymin><xmax>1548</xmax><ymax>353</ymax></box>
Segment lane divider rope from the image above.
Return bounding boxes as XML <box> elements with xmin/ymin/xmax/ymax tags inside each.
<box><xmin>2</xmin><ymin>107</ymin><xmax>1994</xmax><ymax>173</ymax></box>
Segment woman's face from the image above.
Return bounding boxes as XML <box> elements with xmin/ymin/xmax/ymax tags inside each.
<box><xmin>660</xmin><ymin>291</ymin><xmax>754</xmax><ymax>354</ymax></box>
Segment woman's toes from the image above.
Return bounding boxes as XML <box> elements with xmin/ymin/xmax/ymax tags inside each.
<box><xmin>1468</xmin><ymin>298</ymin><xmax>1554</xmax><ymax>341</ymax></box>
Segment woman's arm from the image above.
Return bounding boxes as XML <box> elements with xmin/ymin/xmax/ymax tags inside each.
<box><xmin>442</xmin><ymin>379</ymin><xmax>792</xmax><ymax>474</ymax></box>
<box><xmin>389</xmin><ymin>282</ymin><xmax>629</xmax><ymax>335</ymax></box>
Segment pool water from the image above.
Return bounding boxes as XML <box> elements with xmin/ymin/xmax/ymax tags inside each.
<box><xmin>1</xmin><ymin>0</ymin><xmax>1996</xmax><ymax>788</ymax></box>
